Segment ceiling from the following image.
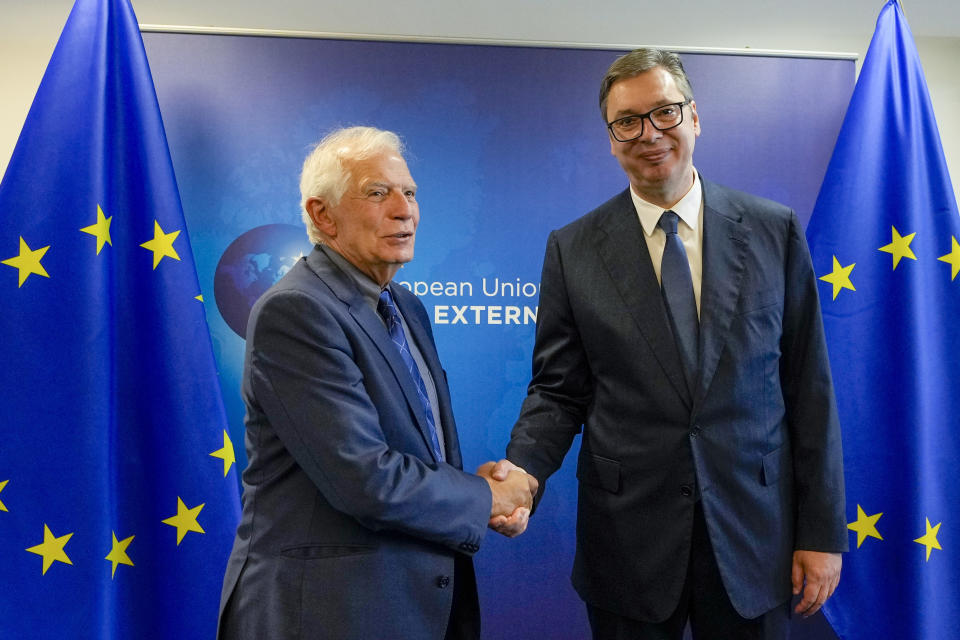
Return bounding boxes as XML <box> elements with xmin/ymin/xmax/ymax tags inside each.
<box><xmin>11</xmin><ymin>0</ymin><xmax>960</xmax><ymax>59</ymax></box>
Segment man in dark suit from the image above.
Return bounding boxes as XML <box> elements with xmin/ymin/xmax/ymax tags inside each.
<box><xmin>218</xmin><ymin>126</ymin><xmax>535</xmax><ymax>640</ymax></box>
<box><xmin>492</xmin><ymin>49</ymin><xmax>847</xmax><ymax>639</ymax></box>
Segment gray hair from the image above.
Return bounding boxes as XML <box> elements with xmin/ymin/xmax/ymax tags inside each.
<box><xmin>598</xmin><ymin>48</ymin><xmax>694</xmax><ymax>122</ymax></box>
<box><xmin>299</xmin><ymin>126</ymin><xmax>405</xmax><ymax>245</ymax></box>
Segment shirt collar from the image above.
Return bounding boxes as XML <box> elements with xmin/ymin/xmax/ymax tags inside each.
<box><xmin>631</xmin><ymin>169</ymin><xmax>702</xmax><ymax>237</ymax></box>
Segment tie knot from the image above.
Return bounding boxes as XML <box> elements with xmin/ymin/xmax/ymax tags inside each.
<box><xmin>377</xmin><ymin>288</ymin><xmax>397</xmax><ymax>321</ymax></box>
<box><xmin>658</xmin><ymin>210</ymin><xmax>680</xmax><ymax>235</ymax></box>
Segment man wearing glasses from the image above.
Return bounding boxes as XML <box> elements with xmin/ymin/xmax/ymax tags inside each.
<box><xmin>494</xmin><ymin>48</ymin><xmax>848</xmax><ymax>639</ymax></box>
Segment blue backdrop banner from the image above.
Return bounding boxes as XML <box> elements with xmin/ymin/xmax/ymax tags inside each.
<box><xmin>0</xmin><ymin>1</ymin><xmax>240</xmax><ymax>638</ymax></box>
<box><xmin>810</xmin><ymin>2</ymin><xmax>960</xmax><ymax>639</ymax></box>
<box><xmin>141</xmin><ymin>31</ymin><xmax>854</xmax><ymax>638</ymax></box>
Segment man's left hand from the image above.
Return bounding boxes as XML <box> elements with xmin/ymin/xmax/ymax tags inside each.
<box><xmin>792</xmin><ymin>550</ymin><xmax>842</xmax><ymax>617</ymax></box>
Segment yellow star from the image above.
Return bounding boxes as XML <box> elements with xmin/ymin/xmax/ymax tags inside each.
<box><xmin>195</xmin><ymin>294</ymin><xmax>204</xmax><ymax>302</ymax></box>
<box><xmin>162</xmin><ymin>497</ymin><xmax>205</xmax><ymax>545</ymax></box>
<box><xmin>878</xmin><ymin>225</ymin><xmax>917</xmax><ymax>269</ymax></box>
<box><xmin>105</xmin><ymin>532</ymin><xmax>135</xmax><ymax>578</ymax></box>
<box><xmin>140</xmin><ymin>220</ymin><xmax>181</xmax><ymax>269</ymax></box>
<box><xmin>847</xmin><ymin>504</ymin><xmax>883</xmax><ymax>548</ymax></box>
<box><xmin>80</xmin><ymin>204</ymin><xmax>113</xmax><ymax>254</ymax></box>
<box><xmin>818</xmin><ymin>255</ymin><xmax>856</xmax><ymax>300</ymax></box>
<box><xmin>209</xmin><ymin>430</ymin><xmax>236</xmax><ymax>477</ymax></box>
<box><xmin>914</xmin><ymin>518</ymin><xmax>942</xmax><ymax>561</ymax></box>
<box><xmin>25</xmin><ymin>524</ymin><xmax>73</xmax><ymax>575</ymax></box>
<box><xmin>939</xmin><ymin>236</ymin><xmax>960</xmax><ymax>281</ymax></box>
<box><xmin>2</xmin><ymin>236</ymin><xmax>50</xmax><ymax>287</ymax></box>
<box><xmin>0</xmin><ymin>479</ymin><xmax>8</xmax><ymax>512</ymax></box>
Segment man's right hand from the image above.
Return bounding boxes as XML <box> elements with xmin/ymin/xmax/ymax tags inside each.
<box><xmin>476</xmin><ymin>460</ymin><xmax>538</xmax><ymax>537</ymax></box>
<box><xmin>476</xmin><ymin>461</ymin><xmax>534</xmax><ymax>517</ymax></box>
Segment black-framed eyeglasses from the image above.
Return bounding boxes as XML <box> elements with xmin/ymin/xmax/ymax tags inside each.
<box><xmin>607</xmin><ymin>100</ymin><xmax>691</xmax><ymax>142</ymax></box>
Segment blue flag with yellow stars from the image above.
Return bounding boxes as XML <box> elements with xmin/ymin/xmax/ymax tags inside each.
<box><xmin>807</xmin><ymin>1</ymin><xmax>960</xmax><ymax>638</ymax></box>
<box><xmin>0</xmin><ymin>0</ymin><xmax>241</xmax><ymax>637</ymax></box>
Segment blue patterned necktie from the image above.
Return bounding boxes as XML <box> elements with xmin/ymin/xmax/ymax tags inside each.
<box><xmin>658</xmin><ymin>210</ymin><xmax>699</xmax><ymax>396</ymax></box>
<box><xmin>377</xmin><ymin>288</ymin><xmax>445</xmax><ymax>461</ymax></box>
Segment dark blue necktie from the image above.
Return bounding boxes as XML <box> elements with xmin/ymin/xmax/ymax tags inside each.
<box><xmin>658</xmin><ymin>211</ymin><xmax>699</xmax><ymax>396</ymax></box>
<box><xmin>377</xmin><ymin>289</ymin><xmax>444</xmax><ymax>461</ymax></box>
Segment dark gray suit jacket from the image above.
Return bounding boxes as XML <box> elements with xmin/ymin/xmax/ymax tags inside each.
<box><xmin>218</xmin><ymin>247</ymin><xmax>491</xmax><ymax>639</ymax></box>
<box><xmin>507</xmin><ymin>178</ymin><xmax>847</xmax><ymax>621</ymax></box>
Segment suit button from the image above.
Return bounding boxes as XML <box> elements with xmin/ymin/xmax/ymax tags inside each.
<box><xmin>690</xmin><ymin>425</ymin><xmax>701</xmax><ymax>438</ymax></box>
<box><xmin>437</xmin><ymin>576</ymin><xmax>451</xmax><ymax>589</ymax></box>
<box><xmin>680</xmin><ymin>485</ymin><xmax>693</xmax><ymax>497</ymax></box>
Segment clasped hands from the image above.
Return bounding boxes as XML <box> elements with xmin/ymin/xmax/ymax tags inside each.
<box><xmin>476</xmin><ymin>459</ymin><xmax>538</xmax><ymax>538</ymax></box>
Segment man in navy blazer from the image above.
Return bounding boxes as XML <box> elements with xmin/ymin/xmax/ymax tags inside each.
<box><xmin>218</xmin><ymin>126</ymin><xmax>535</xmax><ymax>640</ymax></box>
<box><xmin>494</xmin><ymin>49</ymin><xmax>847</xmax><ymax>638</ymax></box>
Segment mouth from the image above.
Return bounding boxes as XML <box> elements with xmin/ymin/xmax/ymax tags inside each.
<box><xmin>385</xmin><ymin>232</ymin><xmax>414</xmax><ymax>241</ymax></box>
<box><xmin>638</xmin><ymin>148</ymin><xmax>670</xmax><ymax>163</ymax></box>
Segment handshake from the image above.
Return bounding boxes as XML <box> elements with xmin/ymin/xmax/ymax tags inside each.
<box><xmin>476</xmin><ymin>460</ymin><xmax>539</xmax><ymax>538</ymax></box>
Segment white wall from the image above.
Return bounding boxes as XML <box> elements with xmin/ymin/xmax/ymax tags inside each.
<box><xmin>915</xmin><ymin>36</ymin><xmax>960</xmax><ymax>192</ymax></box>
<box><xmin>2</xmin><ymin>0</ymin><xmax>959</xmax><ymax>201</ymax></box>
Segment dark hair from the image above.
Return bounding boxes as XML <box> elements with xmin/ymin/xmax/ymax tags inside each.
<box><xmin>599</xmin><ymin>48</ymin><xmax>694</xmax><ymax>121</ymax></box>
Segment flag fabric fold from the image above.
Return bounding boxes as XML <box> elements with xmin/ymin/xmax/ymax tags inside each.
<box><xmin>807</xmin><ymin>2</ymin><xmax>960</xmax><ymax>638</ymax></box>
<box><xmin>0</xmin><ymin>0</ymin><xmax>240</xmax><ymax>637</ymax></box>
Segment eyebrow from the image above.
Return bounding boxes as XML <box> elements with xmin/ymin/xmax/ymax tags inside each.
<box><xmin>362</xmin><ymin>180</ymin><xmax>417</xmax><ymax>191</ymax></box>
<box><xmin>611</xmin><ymin>100</ymin><xmax>685</xmax><ymax>118</ymax></box>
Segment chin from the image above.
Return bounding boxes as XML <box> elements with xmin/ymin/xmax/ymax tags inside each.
<box><xmin>390</xmin><ymin>252</ymin><xmax>415</xmax><ymax>265</ymax></box>
<box><xmin>638</xmin><ymin>165</ymin><xmax>677</xmax><ymax>184</ymax></box>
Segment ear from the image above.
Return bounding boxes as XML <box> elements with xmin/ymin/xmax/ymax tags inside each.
<box><xmin>689</xmin><ymin>100</ymin><xmax>701</xmax><ymax>137</ymax></box>
<box><xmin>306</xmin><ymin>197</ymin><xmax>337</xmax><ymax>238</ymax></box>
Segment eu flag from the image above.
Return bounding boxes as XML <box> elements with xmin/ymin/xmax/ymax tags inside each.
<box><xmin>807</xmin><ymin>1</ymin><xmax>960</xmax><ymax>638</ymax></box>
<box><xmin>0</xmin><ymin>0</ymin><xmax>241</xmax><ymax>637</ymax></box>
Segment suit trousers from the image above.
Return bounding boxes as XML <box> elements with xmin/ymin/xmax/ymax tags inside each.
<box><xmin>587</xmin><ymin>502</ymin><xmax>791</xmax><ymax>640</ymax></box>
<box><xmin>444</xmin><ymin>556</ymin><xmax>481</xmax><ymax>640</ymax></box>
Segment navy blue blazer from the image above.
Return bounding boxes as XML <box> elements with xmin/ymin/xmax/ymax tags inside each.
<box><xmin>218</xmin><ymin>247</ymin><xmax>491</xmax><ymax>639</ymax></box>
<box><xmin>507</xmin><ymin>178</ymin><xmax>847</xmax><ymax>621</ymax></box>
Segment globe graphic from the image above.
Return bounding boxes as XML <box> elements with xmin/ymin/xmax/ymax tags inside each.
<box><xmin>214</xmin><ymin>223</ymin><xmax>314</xmax><ymax>338</ymax></box>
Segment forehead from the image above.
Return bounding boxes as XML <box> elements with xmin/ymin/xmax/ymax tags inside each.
<box><xmin>606</xmin><ymin>68</ymin><xmax>683</xmax><ymax>116</ymax></box>
<box><xmin>347</xmin><ymin>152</ymin><xmax>414</xmax><ymax>186</ymax></box>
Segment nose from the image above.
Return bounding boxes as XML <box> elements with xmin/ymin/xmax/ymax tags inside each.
<box><xmin>387</xmin><ymin>190</ymin><xmax>416</xmax><ymax>219</ymax></box>
<box><xmin>636</xmin><ymin>116</ymin><xmax>661</xmax><ymax>143</ymax></box>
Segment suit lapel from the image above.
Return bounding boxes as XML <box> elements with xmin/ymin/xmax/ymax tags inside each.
<box><xmin>304</xmin><ymin>249</ymin><xmax>443</xmax><ymax>464</ymax></box>
<box><xmin>594</xmin><ymin>190</ymin><xmax>692</xmax><ymax>408</ymax></box>
<box><xmin>693</xmin><ymin>181</ymin><xmax>749</xmax><ymax>417</ymax></box>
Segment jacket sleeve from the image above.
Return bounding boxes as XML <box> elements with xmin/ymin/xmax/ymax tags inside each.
<box><xmin>507</xmin><ymin>231</ymin><xmax>593</xmax><ymax>493</ymax></box>
<box><xmin>781</xmin><ymin>211</ymin><xmax>849</xmax><ymax>552</ymax></box>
